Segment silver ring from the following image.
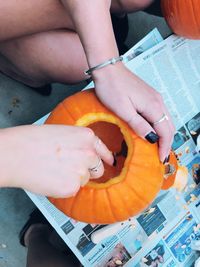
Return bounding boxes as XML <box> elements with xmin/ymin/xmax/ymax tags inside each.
<box><xmin>153</xmin><ymin>113</ymin><xmax>169</xmax><ymax>126</ymax></box>
<box><xmin>89</xmin><ymin>157</ymin><xmax>102</xmax><ymax>173</ymax></box>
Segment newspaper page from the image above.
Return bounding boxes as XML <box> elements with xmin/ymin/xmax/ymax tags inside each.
<box><xmin>27</xmin><ymin>31</ymin><xmax>200</xmax><ymax>266</ymax></box>
<box><xmin>122</xmin><ymin>35</ymin><xmax>200</xmax><ymax>267</ymax></box>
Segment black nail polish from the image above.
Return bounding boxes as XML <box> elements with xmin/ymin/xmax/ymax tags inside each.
<box><xmin>113</xmin><ymin>155</ymin><xmax>117</xmax><ymax>167</ymax></box>
<box><xmin>145</xmin><ymin>132</ymin><xmax>159</xmax><ymax>144</ymax></box>
<box><xmin>163</xmin><ymin>155</ymin><xmax>170</xmax><ymax>164</ymax></box>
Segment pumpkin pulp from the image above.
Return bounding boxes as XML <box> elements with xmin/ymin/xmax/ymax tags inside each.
<box><xmin>75</xmin><ymin>113</ymin><xmax>133</xmax><ymax>189</ymax></box>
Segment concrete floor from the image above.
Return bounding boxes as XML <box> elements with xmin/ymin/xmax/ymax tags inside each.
<box><xmin>0</xmin><ymin>12</ymin><xmax>171</xmax><ymax>267</ymax></box>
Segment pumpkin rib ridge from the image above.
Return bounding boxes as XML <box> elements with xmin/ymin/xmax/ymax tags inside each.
<box><xmin>184</xmin><ymin>0</ymin><xmax>196</xmax><ymax>37</ymax></box>
<box><xmin>68</xmin><ymin>194</ymin><xmax>80</xmax><ymax>220</ymax></box>
<box><xmin>75</xmin><ymin>188</ymin><xmax>96</xmax><ymax>222</ymax></box>
<box><xmin>191</xmin><ymin>0</ymin><xmax>200</xmax><ymax>36</ymax></box>
<box><xmin>128</xmin><ymin>167</ymin><xmax>161</xmax><ymax>204</ymax></box>
<box><xmin>105</xmin><ymin>189</ymin><xmax>120</xmax><ymax>222</ymax></box>
<box><xmin>175</xmin><ymin>0</ymin><xmax>181</xmax><ymax>34</ymax></box>
<box><xmin>128</xmin><ymin>160</ymin><xmax>161</xmax><ymax>189</ymax></box>
<box><xmin>111</xmin><ymin>186</ymin><xmax>132</xmax><ymax>218</ymax></box>
<box><xmin>61</xmin><ymin>199</ymin><xmax>72</xmax><ymax>215</ymax></box>
<box><xmin>127</xmin><ymin>167</ymin><xmax>161</xmax><ymax>197</ymax></box>
<box><xmin>125</xmin><ymin>181</ymin><xmax>149</xmax><ymax>207</ymax></box>
<box><xmin>90</xmin><ymin>188</ymin><xmax>96</xmax><ymax>223</ymax></box>
<box><xmin>117</xmin><ymin>182</ymin><xmax>145</xmax><ymax>216</ymax></box>
<box><xmin>94</xmin><ymin>189</ymin><xmax>116</xmax><ymax>223</ymax></box>
<box><xmin>60</xmin><ymin>102</ymin><xmax>77</xmax><ymax>122</ymax></box>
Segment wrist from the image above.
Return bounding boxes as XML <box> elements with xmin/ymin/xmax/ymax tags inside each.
<box><xmin>85</xmin><ymin>56</ymin><xmax>123</xmax><ymax>76</ymax></box>
<box><xmin>92</xmin><ymin>60</ymin><xmax>125</xmax><ymax>81</ymax></box>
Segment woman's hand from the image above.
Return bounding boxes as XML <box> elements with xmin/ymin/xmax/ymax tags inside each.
<box><xmin>58</xmin><ymin>0</ymin><xmax>175</xmax><ymax>162</ymax></box>
<box><xmin>93</xmin><ymin>63</ymin><xmax>175</xmax><ymax>162</ymax></box>
<box><xmin>0</xmin><ymin>125</ymin><xmax>113</xmax><ymax>197</ymax></box>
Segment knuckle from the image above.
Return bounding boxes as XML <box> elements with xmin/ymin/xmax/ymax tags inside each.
<box><xmin>151</xmin><ymin>93</ymin><xmax>164</xmax><ymax>108</ymax></box>
<box><xmin>82</xmin><ymin>127</ymin><xmax>95</xmax><ymax>139</ymax></box>
<box><xmin>78</xmin><ymin>167</ymin><xmax>89</xmax><ymax>178</ymax></box>
<box><xmin>63</xmin><ymin>183</ymin><xmax>80</xmax><ymax>198</ymax></box>
<box><xmin>84</xmin><ymin>149</ymin><xmax>96</xmax><ymax>160</ymax></box>
<box><xmin>58</xmin><ymin>178</ymin><xmax>80</xmax><ymax>198</ymax></box>
<box><xmin>151</xmin><ymin>99</ymin><xmax>161</xmax><ymax>111</ymax></box>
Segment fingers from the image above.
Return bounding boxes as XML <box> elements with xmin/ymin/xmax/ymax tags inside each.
<box><xmin>128</xmin><ymin>113</ymin><xmax>159</xmax><ymax>143</ymax></box>
<box><xmin>152</xmin><ymin>109</ymin><xmax>175</xmax><ymax>162</ymax></box>
<box><xmin>70</xmin><ymin>129</ymin><xmax>114</xmax><ymax>188</ymax></box>
<box><xmin>127</xmin><ymin>94</ymin><xmax>175</xmax><ymax>163</ymax></box>
<box><xmin>88</xmin><ymin>156</ymin><xmax>104</xmax><ymax>179</ymax></box>
<box><xmin>79</xmin><ymin>155</ymin><xmax>104</xmax><ymax>188</ymax></box>
<box><xmin>86</xmin><ymin>136</ymin><xmax>112</xmax><ymax>179</ymax></box>
<box><xmin>140</xmin><ymin>94</ymin><xmax>175</xmax><ymax>162</ymax></box>
<box><xmin>94</xmin><ymin>136</ymin><xmax>114</xmax><ymax>166</ymax></box>
<box><xmin>79</xmin><ymin>128</ymin><xmax>114</xmax><ymax>166</ymax></box>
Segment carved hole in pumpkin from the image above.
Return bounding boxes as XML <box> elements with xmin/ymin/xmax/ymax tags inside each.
<box><xmin>88</xmin><ymin>121</ymin><xmax>128</xmax><ymax>183</ymax></box>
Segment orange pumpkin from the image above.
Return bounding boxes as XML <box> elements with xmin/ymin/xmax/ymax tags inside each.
<box><xmin>161</xmin><ymin>0</ymin><xmax>200</xmax><ymax>39</ymax></box>
<box><xmin>46</xmin><ymin>89</ymin><xmax>178</xmax><ymax>224</ymax></box>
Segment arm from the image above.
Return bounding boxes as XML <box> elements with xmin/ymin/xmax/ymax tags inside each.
<box><xmin>61</xmin><ymin>0</ymin><xmax>119</xmax><ymax>67</ymax></box>
<box><xmin>0</xmin><ymin>129</ymin><xmax>10</xmax><ymax>187</ymax></box>
<box><xmin>61</xmin><ymin>0</ymin><xmax>175</xmax><ymax>162</ymax></box>
<box><xmin>0</xmin><ymin>125</ymin><xmax>113</xmax><ymax>196</ymax></box>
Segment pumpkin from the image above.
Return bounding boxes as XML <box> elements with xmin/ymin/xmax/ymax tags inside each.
<box><xmin>46</xmin><ymin>89</ymin><xmax>178</xmax><ymax>224</ymax></box>
<box><xmin>161</xmin><ymin>0</ymin><xmax>200</xmax><ymax>39</ymax></box>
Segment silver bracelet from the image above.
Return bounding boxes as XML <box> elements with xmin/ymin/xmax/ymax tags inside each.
<box><xmin>84</xmin><ymin>56</ymin><xmax>123</xmax><ymax>76</ymax></box>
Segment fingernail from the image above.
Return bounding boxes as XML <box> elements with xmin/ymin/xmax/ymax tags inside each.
<box><xmin>163</xmin><ymin>155</ymin><xmax>170</xmax><ymax>164</ymax></box>
<box><xmin>113</xmin><ymin>154</ymin><xmax>117</xmax><ymax>167</ymax></box>
<box><xmin>145</xmin><ymin>132</ymin><xmax>159</xmax><ymax>144</ymax></box>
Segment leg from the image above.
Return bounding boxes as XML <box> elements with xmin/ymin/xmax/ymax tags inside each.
<box><xmin>25</xmin><ymin>224</ymin><xmax>80</xmax><ymax>267</ymax></box>
<box><xmin>0</xmin><ymin>30</ymin><xmax>88</xmax><ymax>87</ymax></box>
<box><xmin>144</xmin><ymin>0</ymin><xmax>162</xmax><ymax>17</ymax></box>
<box><xmin>0</xmin><ymin>0</ymin><xmax>74</xmax><ymax>42</ymax></box>
<box><xmin>0</xmin><ymin>0</ymin><xmax>154</xmax><ymax>42</ymax></box>
<box><xmin>0</xmin><ymin>0</ymin><xmax>155</xmax><ymax>87</ymax></box>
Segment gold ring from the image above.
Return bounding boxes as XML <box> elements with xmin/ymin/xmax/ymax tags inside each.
<box><xmin>153</xmin><ymin>113</ymin><xmax>169</xmax><ymax>126</ymax></box>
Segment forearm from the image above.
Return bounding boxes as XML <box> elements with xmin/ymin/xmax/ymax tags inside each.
<box><xmin>0</xmin><ymin>128</ymin><xmax>14</xmax><ymax>187</ymax></box>
<box><xmin>61</xmin><ymin>0</ymin><xmax>119</xmax><ymax>67</ymax></box>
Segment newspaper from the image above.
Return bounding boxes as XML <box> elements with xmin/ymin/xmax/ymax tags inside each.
<box><xmin>27</xmin><ymin>29</ymin><xmax>200</xmax><ymax>266</ymax></box>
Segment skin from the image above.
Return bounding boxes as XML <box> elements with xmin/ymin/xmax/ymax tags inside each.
<box><xmin>0</xmin><ymin>125</ymin><xmax>113</xmax><ymax>197</ymax></box>
<box><xmin>0</xmin><ymin>0</ymin><xmax>175</xmax><ymax>197</ymax></box>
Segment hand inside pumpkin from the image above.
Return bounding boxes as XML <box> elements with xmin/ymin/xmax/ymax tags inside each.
<box><xmin>93</xmin><ymin>63</ymin><xmax>175</xmax><ymax>163</ymax></box>
<box><xmin>0</xmin><ymin>125</ymin><xmax>113</xmax><ymax>197</ymax></box>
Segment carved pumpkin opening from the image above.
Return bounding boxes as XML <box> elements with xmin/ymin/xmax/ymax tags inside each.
<box><xmin>46</xmin><ymin>91</ymin><xmax>179</xmax><ymax>223</ymax></box>
<box><xmin>88</xmin><ymin>121</ymin><xmax>128</xmax><ymax>183</ymax></box>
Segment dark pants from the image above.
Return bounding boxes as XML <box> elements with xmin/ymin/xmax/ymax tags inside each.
<box><xmin>144</xmin><ymin>0</ymin><xmax>162</xmax><ymax>17</ymax></box>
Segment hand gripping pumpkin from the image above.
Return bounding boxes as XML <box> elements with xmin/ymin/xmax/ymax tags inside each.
<box><xmin>46</xmin><ymin>89</ymin><xmax>179</xmax><ymax>224</ymax></box>
<box><xmin>161</xmin><ymin>0</ymin><xmax>200</xmax><ymax>39</ymax></box>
